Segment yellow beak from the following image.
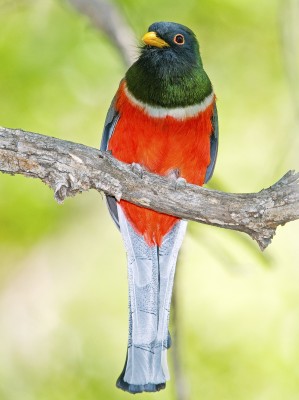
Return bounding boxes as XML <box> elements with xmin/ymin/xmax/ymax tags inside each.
<box><xmin>142</xmin><ymin>31</ymin><xmax>169</xmax><ymax>48</ymax></box>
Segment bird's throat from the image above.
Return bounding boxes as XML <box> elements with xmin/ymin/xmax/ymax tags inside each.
<box><xmin>125</xmin><ymin>58</ymin><xmax>212</xmax><ymax>108</ymax></box>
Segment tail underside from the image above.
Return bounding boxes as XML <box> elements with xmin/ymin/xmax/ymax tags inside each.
<box><xmin>116</xmin><ymin>205</ymin><xmax>187</xmax><ymax>393</ymax></box>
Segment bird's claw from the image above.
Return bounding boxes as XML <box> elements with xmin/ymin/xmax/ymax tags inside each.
<box><xmin>172</xmin><ymin>177</ymin><xmax>187</xmax><ymax>190</ymax></box>
<box><xmin>131</xmin><ymin>162</ymin><xmax>143</xmax><ymax>178</ymax></box>
<box><xmin>168</xmin><ymin>168</ymin><xmax>186</xmax><ymax>190</ymax></box>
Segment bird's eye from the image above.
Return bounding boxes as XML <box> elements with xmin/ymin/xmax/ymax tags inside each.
<box><xmin>173</xmin><ymin>34</ymin><xmax>185</xmax><ymax>45</ymax></box>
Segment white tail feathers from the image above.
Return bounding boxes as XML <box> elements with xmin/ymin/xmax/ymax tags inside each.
<box><xmin>116</xmin><ymin>205</ymin><xmax>187</xmax><ymax>393</ymax></box>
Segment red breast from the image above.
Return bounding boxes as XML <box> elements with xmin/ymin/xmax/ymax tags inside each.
<box><xmin>108</xmin><ymin>81</ymin><xmax>215</xmax><ymax>246</ymax></box>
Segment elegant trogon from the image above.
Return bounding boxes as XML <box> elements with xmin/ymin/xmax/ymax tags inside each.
<box><xmin>101</xmin><ymin>21</ymin><xmax>218</xmax><ymax>394</ymax></box>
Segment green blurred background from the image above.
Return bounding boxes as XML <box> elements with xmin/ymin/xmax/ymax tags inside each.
<box><xmin>0</xmin><ymin>0</ymin><xmax>299</xmax><ymax>399</ymax></box>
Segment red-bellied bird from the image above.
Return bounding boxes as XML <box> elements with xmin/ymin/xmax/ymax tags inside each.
<box><xmin>101</xmin><ymin>21</ymin><xmax>218</xmax><ymax>394</ymax></box>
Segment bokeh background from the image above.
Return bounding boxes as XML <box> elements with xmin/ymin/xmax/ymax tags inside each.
<box><xmin>1</xmin><ymin>0</ymin><xmax>299</xmax><ymax>399</ymax></box>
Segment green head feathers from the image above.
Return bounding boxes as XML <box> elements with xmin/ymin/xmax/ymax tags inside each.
<box><xmin>125</xmin><ymin>22</ymin><xmax>212</xmax><ymax>108</ymax></box>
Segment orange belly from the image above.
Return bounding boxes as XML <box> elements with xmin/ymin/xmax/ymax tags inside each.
<box><xmin>108</xmin><ymin>82</ymin><xmax>215</xmax><ymax>246</ymax></box>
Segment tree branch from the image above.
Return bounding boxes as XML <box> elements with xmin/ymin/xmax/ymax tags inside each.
<box><xmin>68</xmin><ymin>0</ymin><xmax>136</xmax><ymax>67</ymax></box>
<box><xmin>1</xmin><ymin>126</ymin><xmax>298</xmax><ymax>250</ymax></box>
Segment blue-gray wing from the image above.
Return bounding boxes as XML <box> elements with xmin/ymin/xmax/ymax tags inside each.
<box><xmin>100</xmin><ymin>94</ymin><xmax>120</xmax><ymax>228</ymax></box>
<box><xmin>204</xmin><ymin>103</ymin><xmax>219</xmax><ymax>183</ymax></box>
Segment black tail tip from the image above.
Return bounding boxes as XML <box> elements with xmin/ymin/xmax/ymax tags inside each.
<box><xmin>116</xmin><ymin>376</ymin><xmax>166</xmax><ymax>394</ymax></box>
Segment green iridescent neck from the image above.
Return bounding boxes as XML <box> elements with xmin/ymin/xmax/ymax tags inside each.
<box><xmin>125</xmin><ymin>57</ymin><xmax>212</xmax><ymax>108</ymax></box>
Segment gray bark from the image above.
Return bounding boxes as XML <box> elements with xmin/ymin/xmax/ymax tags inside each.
<box><xmin>68</xmin><ymin>0</ymin><xmax>136</xmax><ymax>67</ymax></box>
<box><xmin>0</xmin><ymin>126</ymin><xmax>298</xmax><ymax>250</ymax></box>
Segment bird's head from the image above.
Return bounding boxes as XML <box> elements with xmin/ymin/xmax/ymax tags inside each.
<box><xmin>125</xmin><ymin>22</ymin><xmax>210</xmax><ymax>107</ymax></box>
<box><xmin>140</xmin><ymin>22</ymin><xmax>202</xmax><ymax>69</ymax></box>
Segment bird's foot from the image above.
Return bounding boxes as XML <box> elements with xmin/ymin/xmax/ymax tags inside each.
<box><xmin>174</xmin><ymin>177</ymin><xmax>187</xmax><ymax>190</ymax></box>
<box><xmin>168</xmin><ymin>168</ymin><xmax>187</xmax><ymax>190</ymax></box>
<box><xmin>131</xmin><ymin>162</ymin><xmax>144</xmax><ymax>178</ymax></box>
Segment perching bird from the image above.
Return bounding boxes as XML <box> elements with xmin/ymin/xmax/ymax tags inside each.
<box><xmin>101</xmin><ymin>21</ymin><xmax>218</xmax><ymax>394</ymax></box>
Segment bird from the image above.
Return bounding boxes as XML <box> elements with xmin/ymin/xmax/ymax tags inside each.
<box><xmin>101</xmin><ymin>21</ymin><xmax>218</xmax><ymax>394</ymax></box>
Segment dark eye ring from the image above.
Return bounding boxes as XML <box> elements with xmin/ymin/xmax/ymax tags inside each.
<box><xmin>174</xmin><ymin>34</ymin><xmax>185</xmax><ymax>45</ymax></box>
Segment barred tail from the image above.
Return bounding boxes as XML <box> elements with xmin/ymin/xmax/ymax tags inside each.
<box><xmin>116</xmin><ymin>205</ymin><xmax>187</xmax><ymax>394</ymax></box>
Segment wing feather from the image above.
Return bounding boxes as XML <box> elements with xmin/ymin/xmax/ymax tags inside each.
<box><xmin>100</xmin><ymin>93</ymin><xmax>120</xmax><ymax>227</ymax></box>
<box><xmin>204</xmin><ymin>102</ymin><xmax>219</xmax><ymax>183</ymax></box>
